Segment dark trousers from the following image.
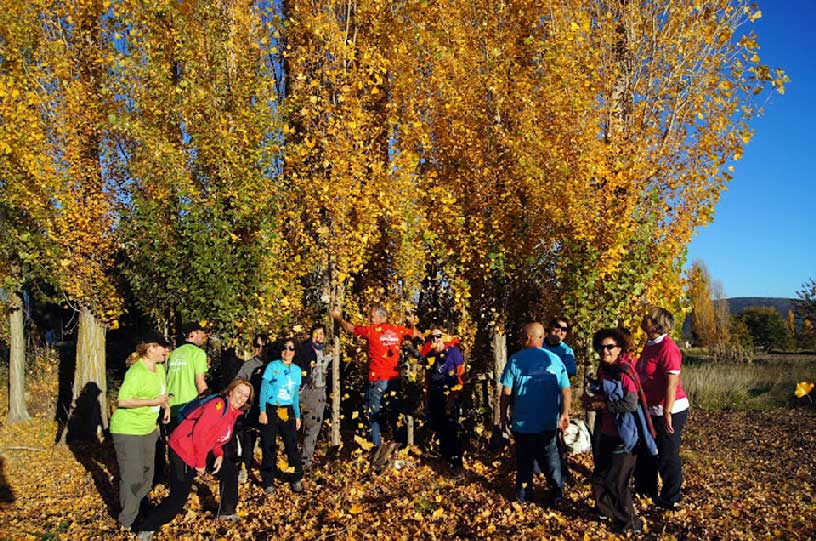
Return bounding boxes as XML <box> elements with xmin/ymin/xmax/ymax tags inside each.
<box><xmin>592</xmin><ymin>434</ymin><xmax>640</xmax><ymax>531</ymax></box>
<box><xmin>237</xmin><ymin>425</ymin><xmax>259</xmax><ymax>472</ymax></box>
<box><xmin>634</xmin><ymin>408</ymin><xmax>687</xmax><ymax>505</ymax></box>
<box><xmin>137</xmin><ymin>448</ymin><xmax>196</xmax><ymax>532</ymax></box>
<box><xmin>259</xmin><ymin>405</ymin><xmax>303</xmax><ymax>487</ymax></box>
<box><xmin>216</xmin><ymin>450</ymin><xmax>239</xmax><ymax>516</ymax></box>
<box><xmin>428</xmin><ymin>391</ymin><xmax>462</xmax><ymax>466</ymax></box>
<box><xmin>514</xmin><ymin>431</ymin><xmax>563</xmax><ymax>502</ymax></box>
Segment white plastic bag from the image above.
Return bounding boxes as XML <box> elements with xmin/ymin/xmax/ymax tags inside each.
<box><xmin>562</xmin><ymin>419</ymin><xmax>591</xmax><ymax>454</ymax></box>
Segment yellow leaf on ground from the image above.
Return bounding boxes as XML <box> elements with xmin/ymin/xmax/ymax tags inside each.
<box><xmin>794</xmin><ymin>381</ymin><xmax>814</xmax><ymax>398</ymax></box>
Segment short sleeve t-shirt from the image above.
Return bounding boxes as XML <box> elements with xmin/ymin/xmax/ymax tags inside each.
<box><xmin>500</xmin><ymin>347</ymin><xmax>570</xmax><ymax>433</ymax></box>
<box><xmin>543</xmin><ymin>341</ymin><xmax>577</xmax><ymax>378</ymax></box>
<box><xmin>353</xmin><ymin>323</ymin><xmax>414</xmax><ymax>381</ymax></box>
<box><xmin>110</xmin><ymin>359</ymin><xmax>166</xmax><ymax>436</ymax></box>
<box><xmin>636</xmin><ymin>335</ymin><xmax>688</xmax><ymax>415</ymax></box>
<box><xmin>598</xmin><ymin>363</ymin><xmax>638</xmax><ymax>437</ymax></box>
<box><xmin>166</xmin><ymin>343</ymin><xmax>208</xmax><ymax>407</ymax></box>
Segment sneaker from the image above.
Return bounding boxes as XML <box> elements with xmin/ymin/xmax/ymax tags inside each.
<box><xmin>290</xmin><ymin>480</ymin><xmax>303</xmax><ymax>493</ymax></box>
<box><xmin>264</xmin><ymin>484</ymin><xmax>276</xmax><ymax>495</ymax></box>
<box><xmin>219</xmin><ymin>513</ymin><xmax>239</xmax><ymax>521</ymax></box>
<box><xmin>237</xmin><ymin>469</ymin><xmax>248</xmax><ymax>484</ymax></box>
<box><xmin>655</xmin><ymin>498</ymin><xmax>681</xmax><ymax>511</ymax></box>
<box><xmin>137</xmin><ymin>532</ymin><xmax>154</xmax><ymax>541</ymax></box>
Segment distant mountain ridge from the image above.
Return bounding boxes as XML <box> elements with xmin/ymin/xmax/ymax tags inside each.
<box><xmin>719</xmin><ymin>297</ymin><xmax>795</xmax><ymax>316</ymax></box>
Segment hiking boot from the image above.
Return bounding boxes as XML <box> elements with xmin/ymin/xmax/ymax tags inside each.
<box><xmin>219</xmin><ymin>513</ymin><xmax>239</xmax><ymax>521</ymax></box>
<box><xmin>264</xmin><ymin>484</ymin><xmax>276</xmax><ymax>495</ymax></box>
<box><xmin>237</xmin><ymin>469</ymin><xmax>248</xmax><ymax>484</ymax></box>
<box><xmin>137</xmin><ymin>532</ymin><xmax>154</xmax><ymax>541</ymax></box>
<box><xmin>290</xmin><ymin>480</ymin><xmax>303</xmax><ymax>493</ymax></box>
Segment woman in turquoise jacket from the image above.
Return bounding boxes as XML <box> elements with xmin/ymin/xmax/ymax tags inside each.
<box><xmin>258</xmin><ymin>338</ymin><xmax>303</xmax><ymax>494</ymax></box>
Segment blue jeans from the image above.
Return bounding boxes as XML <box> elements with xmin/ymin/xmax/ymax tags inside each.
<box><xmin>366</xmin><ymin>378</ymin><xmax>403</xmax><ymax>446</ymax></box>
<box><xmin>514</xmin><ymin>431</ymin><xmax>563</xmax><ymax>503</ymax></box>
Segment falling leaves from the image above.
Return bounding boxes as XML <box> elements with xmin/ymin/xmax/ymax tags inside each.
<box><xmin>3</xmin><ymin>409</ymin><xmax>813</xmax><ymax>540</ymax></box>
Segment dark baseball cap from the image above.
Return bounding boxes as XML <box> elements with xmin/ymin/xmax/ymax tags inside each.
<box><xmin>140</xmin><ymin>332</ymin><xmax>172</xmax><ymax>348</ymax></box>
<box><xmin>181</xmin><ymin>321</ymin><xmax>207</xmax><ymax>336</ymax></box>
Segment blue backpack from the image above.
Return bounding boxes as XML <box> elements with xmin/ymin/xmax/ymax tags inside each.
<box><xmin>174</xmin><ymin>394</ymin><xmax>228</xmax><ymax>426</ymax></box>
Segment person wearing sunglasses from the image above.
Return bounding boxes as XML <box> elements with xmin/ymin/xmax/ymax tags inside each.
<box><xmin>583</xmin><ymin>328</ymin><xmax>656</xmax><ymax>535</ymax></box>
<box><xmin>258</xmin><ymin>338</ymin><xmax>304</xmax><ymax>494</ymax></box>
<box><xmin>543</xmin><ymin>317</ymin><xmax>577</xmax><ymax>378</ymax></box>
<box><xmin>541</xmin><ymin>316</ymin><xmax>577</xmax><ymax>482</ymax></box>
<box><xmin>233</xmin><ymin>334</ymin><xmax>271</xmax><ymax>483</ymax></box>
<box><xmin>424</xmin><ymin>326</ymin><xmax>466</xmax><ymax>471</ymax></box>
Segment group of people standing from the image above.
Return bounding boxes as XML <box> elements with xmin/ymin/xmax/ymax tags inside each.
<box><xmin>498</xmin><ymin>308</ymin><xmax>689</xmax><ymax>534</ymax></box>
<box><xmin>107</xmin><ymin>304</ymin><xmax>688</xmax><ymax>539</ymax></box>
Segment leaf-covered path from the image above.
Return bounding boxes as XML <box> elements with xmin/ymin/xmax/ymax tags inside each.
<box><xmin>1</xmin><ymin>410</ymin><xmax>813</xmax><ymax>540</ymax></box>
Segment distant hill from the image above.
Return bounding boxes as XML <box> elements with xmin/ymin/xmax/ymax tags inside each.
<box><xmin>683</xmin><ymin>297</ymin><xmax>795</xmax><ymax>340</ymax></box>
<box><xmin>720</xmin><ymin>297</ymin><xmax>795</xmax><ymax>316</ymax></box>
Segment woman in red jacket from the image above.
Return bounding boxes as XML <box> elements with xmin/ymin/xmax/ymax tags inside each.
<box><xmin>136</xmin><ymin>378</ymin><xmax>253</xmax><ymax>540</ymax></box>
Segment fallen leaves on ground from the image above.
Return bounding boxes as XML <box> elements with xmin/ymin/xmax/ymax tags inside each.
<box><xmin>0</xmin><ymin>409</ymin><xmax>813</xmax><ymax>540</ymax></box>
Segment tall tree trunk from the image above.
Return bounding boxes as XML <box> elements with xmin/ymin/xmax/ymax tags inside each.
<box><xmin>7</xmin><ymin>288</ymin><xmax>31</xmax><ymax>424</ymax></box>
<box><xmin>491</xmin><ymin>327</ymin><xmax>507</xmax><ymax>426</ymax></box>
<box><xmin>73</xmin><ymin>304</ymin><xmax>108</xmax><ymax>430</ymax></box>
<box><xmin>328</xmin><ymin>281</ymin><xmax>344</xmax><ymax>447</ymax></box>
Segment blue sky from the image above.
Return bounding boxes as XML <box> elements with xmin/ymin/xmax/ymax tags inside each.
<box><xmin>686</xmin><ymin>0</ymin><xmax>816</xmax><ymax>299</ymax></box>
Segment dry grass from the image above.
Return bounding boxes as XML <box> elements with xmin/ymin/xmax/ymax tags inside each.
<box><xmin>683</xmin><ymin>353</ymin><xmax>816</xmax><ymax>410</ymax></box>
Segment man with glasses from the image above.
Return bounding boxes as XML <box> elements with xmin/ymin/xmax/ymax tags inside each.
<box><xmin>543</xmin><ymin>317</ymin><xmax>577</xmax><ymax>378</ymax></box>
<box><xmin>543</xmin><ymin>317</ymin><xmax>577</xmax><ymax>481</ymax></box>
<box><xmin>234</xmin><ymin>334</ymin><xmax>270</xmax><ymax>483</ymax></box>
<box><xmin>332</xmin><ymin>304</ymin><xmax>420</xmax><ymax>450</ymax></box>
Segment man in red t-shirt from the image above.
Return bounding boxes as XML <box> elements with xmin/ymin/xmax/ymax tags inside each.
<box><xmin>332</xmin><ymin>304</ymin><xmax>419</xmax><ymax>447</ymax></box>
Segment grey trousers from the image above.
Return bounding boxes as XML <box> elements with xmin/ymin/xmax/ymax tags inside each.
<box><xmin>300</xmin><ymin>386</ymin><xmax>327</xmax><ymax>468</ymax></box>
<box><xmin>113</xmin><ymin>429</ymin><xmax>158</xmax><ymax>529</ymax></box>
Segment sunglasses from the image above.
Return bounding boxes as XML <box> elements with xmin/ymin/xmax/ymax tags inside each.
<box><xmin>429</xmin><ymin>334</ymin><xmax>443</xmax><ymax>341</ymax></box>
<box><xmin>552</xmin><ymin>325</ymin><xmax>568</xmax><ymax>331</ymax></box>
<box><xmin>282</xmin><ymin>345</ymin><xmax>296</xmax><ymax>351</ymax></box>
<box><xmin>599</xmin><ymin>343</ymin><xmax>619</xmax><ymax>351</ymax></box>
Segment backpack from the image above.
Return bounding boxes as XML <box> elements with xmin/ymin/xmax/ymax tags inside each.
<box><xmin>174</xmin><ymin>394</ymin><xmax>228</xmax><ymax>427</ymax></box>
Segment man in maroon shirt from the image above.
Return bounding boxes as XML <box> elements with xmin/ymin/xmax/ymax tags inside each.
<box><xmin>332</xmin><ymin>304</ymin><xmax>420</xmax><ymax>447</ymax></box>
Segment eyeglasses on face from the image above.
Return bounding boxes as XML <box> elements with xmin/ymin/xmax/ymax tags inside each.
<box><xmin>552</xmin><ymin>324</ymin><xmax>568</xmax><ymax>331</ymax></box>
<box><xmin>282</xmin><ymin>345</ymin><xmax>296</xmax><ymax>351</ymax></box>
<box><xmin>599</xmin><ymin>343</ymin><xmax>619</xmax><ymax>351</ymax></box>
<box><xmin>429</xmin><ymin>334</ymin><xmax>443</xmax><ymax>341</ymax></box>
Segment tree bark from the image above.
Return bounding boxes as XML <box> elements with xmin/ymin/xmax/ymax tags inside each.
<box><xmin>7</xmin><ymin>288</ymin><xmax>31</xmax><ymax>424</ymax></box>
<box><xmin>328</xmin><ymin>282</ymin><xmax>344</xmax><ymax>447</ymax></box>
<box><xmin>73</xmin><ymin>305</ymin><xmax>108</xmax><ymax>430</ymax></box>
<box><xmin>491</xmin><ymin>327</ymin><xmax>507</xmax><ymax>426</ymax></box>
